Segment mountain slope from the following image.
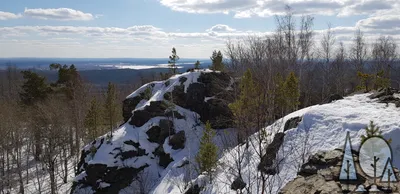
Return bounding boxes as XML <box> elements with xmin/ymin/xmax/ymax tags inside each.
<box><xmin>71</xmin><ymin>70</ymin><xmax>237</xmax><ymax>194</ymax></box>
<box><xmin>181</xmin><ymin>93</ymin><xmax>400</xmax><ymax>193</ymax></box>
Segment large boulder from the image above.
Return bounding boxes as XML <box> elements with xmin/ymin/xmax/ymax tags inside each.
<box><xmin>279</xmin><ymin>174</ymin><xmax>341</xmax><ymax>194</ymax></box>
<box><xmin>166</xmin><ymin>73</ymin><xmax>235</xmax><ymax>129</ymax></box>
<box><xmin>185</xmin><ymin>83</ymin><xmax>206</xmax><ymax>113</ymax></box>
<box><xmin>284</xmin><ymin>116</ymin><xmax>302</xmax><ymax>132</ymax></box>
<box><xmin>169</xmin><ymin>131</ymin><xmax>186</xmax><ymax>150</ymax></box>
<box><xmin>71</xmin><ymin>163</ymin><xmax>149</xmax><ymax>194</ymax></box>
<box><xmin>202</xmin><ymin>99</ymin><xmax>234</xmax><ymax>129</ymax></box>
<box><xmin>197</xmin><ymin>72</ymin><xmax>231</xmax><ymax>97</ymax></box>
<box><xmin>122</xmin><ymin>96</ymin><xmax>143</xmax><ymax>122</ymax></box>
<box><xmin>146</xmin><ymin>119</ymin><xmax>175</xmax><ymax>144</ymax></box>
<box><xmin>154</xmin><ymin>146</ymin><xmax>174</xmax><ymax>168</ymax></box>
<box><xmin>231</xmin><ymin>176</ymin><xmax>246</xmax><ymax>191</ymax></box>
<box><xmin>369</xmin><ymin>87</ymin><xmax>398</xmax><ymax>99</ymax></box>
<box><xmin>258</xmin><ymin>133</ymin><xmax>285</xmax><ymax>175</ymax></box>
<box><xmin>378</xmin><ymin>95</ymin><xmax>400</xmax><ymax>104</ymax></box>
<box><xmin>298</xmin><ymin>149</ymin><xmax>342</xmax><ymax>177</ymax></box>
<box><xmin>322</xmin><ymin>94</ymin><xmax>343</xmax><ymax>104</ymax></box>
<box><xmin>280</xmin><ymin>149</ymin><xmax>387</xmax><ymax>194</ymax></box>
<box><xmin>129</xmin><ymin>101</ymin><xmax>169</xmax><ymax>127</ymax></box>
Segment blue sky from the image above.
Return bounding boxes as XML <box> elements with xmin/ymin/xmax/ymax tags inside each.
<box><xmin>0</xmin><ymin>0</ymin><xmax>399</xmax><ymax>58</ymax></box>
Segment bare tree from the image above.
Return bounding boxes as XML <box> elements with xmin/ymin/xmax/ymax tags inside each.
<box><xmin>350</xmin><ymin>28</ymin><xmax>368</xmax><ymax>73</ymax></box>
<box><xmin>371</xmin><ymin>36</ymin><xmax>398</xmax><ymax>81</ymax></box>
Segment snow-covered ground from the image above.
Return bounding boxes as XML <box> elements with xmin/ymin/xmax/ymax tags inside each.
<box><xmin>6</xmin><ymin>154</ymin><xmax>76</xmax><ymax>194</ymax></box>
<box><xmin>155</xmin><ymin>93</ymin><xmax>400</xmax><ymax>194</ymax></box>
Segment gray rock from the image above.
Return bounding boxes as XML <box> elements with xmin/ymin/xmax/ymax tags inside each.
<box><xmin>129</xmin><ymin>101</ymin><xmax>169</xmax><ymax>127</ymax></box>
<box><xmin>369</xmin><ymin>87</ymin><xmax>398</xmax><ymax>99</ymax></box>
<box><xmin>279</xmin><ymin>175</ymin><xmax>341</xmax><ymax>194</ymax></box>
<box><xmin>322</xmin><ymin>94</ymin><xmax>344</xmax><ymax>104</ymax></box>
<box><xmin>284</xmin><ymin>116</ymin><xmax>302</xmax><ymax>132</ymax></box>
<box><xmin>168</xmin><ymin>131</ymin><xmax>186</xmax><ymax>150</ymax></box>
<box><xmin>122</xmin><ymin>96</ymin><xmax>143</xmax><ymax>122</ymax></box>
<box><xmin>258</xmin><ymin>133</ymin><xmax>285</xmax><ymax>175</ymax></box>
<box><xmin>231</xmin><ymin>176</ymin><xmax>246</xmax><ymax>191</ymax></box>
<box><xmin>378</xmin><ymin>95</ymin><xmax>400</xmax><ymax>104</ymax></box>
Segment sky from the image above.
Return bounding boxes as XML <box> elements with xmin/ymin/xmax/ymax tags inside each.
<box><xmin>0</xmin><ymin>0</ymin><xmax>399</xmax><ymax>58</ymax></box>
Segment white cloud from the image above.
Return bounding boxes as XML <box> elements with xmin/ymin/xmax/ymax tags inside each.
<box><xmin>338</xmin><ymin>0</ymin><xmax>394</xmax><ymax>17</ymax></box>
<box><xmin>0</xmin><ymin>11</ymin><xmax>22</xmax><ymax>20</ymax></box>
<box><xmin>207</xmin><ymin>24</ymin><xmax>236</xmax><ymax>32</ymax></box>
<box><xmin>159</xmin><ymin>0</ymin><xmax>399</xmax><ymax>18</ymax></box>
<box><xmin>357</xmin><ymin>15</ymin><xmax>400</xmax><ymax>30</ymax></box>
<box><xmin>1</xmin><ymin>21</ymin><xmax>400</xmax><ymax>58</ymax></box>
<box><xmin>24</xmin><ymin>8</ymin><xmax>94</xmax><ymax>21</ymax></box>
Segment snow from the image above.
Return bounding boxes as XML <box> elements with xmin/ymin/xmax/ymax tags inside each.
<box><xmin>75</xmin><ymin>70</ymin><xmax>400</xmax><ymax>194</ymax></box>
<box><xmin>193</xmin><ymin>93</ymin><xmax>400</xmax><ymax>194</ymax></box>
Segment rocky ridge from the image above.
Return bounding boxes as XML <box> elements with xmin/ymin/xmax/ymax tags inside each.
<box><xmin>71</xmin><ymin>70</ymin><xmax>236</xmax><ymax>194</ymax></box>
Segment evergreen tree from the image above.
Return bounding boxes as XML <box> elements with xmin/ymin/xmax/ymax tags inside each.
<box><xmin>273</xmin><ymin>73</ymin><xmax>286</xmax><ymax>117</ymax></box>
<box><xmin>85</xmin><ymin>98</ymin><xmax>102</xmax><ymax>141</ymax></box>
<box><xmin>229</xmin><ymin>69</ymin><xmax>260</xmax><ymax>143</ymax></box>
<box><xmin>284</xmin><ymin>72</ymin><xmax>300</xmax><ymax>112</ymax></box>
<box><xmin>210</xmin><ymin>50</ymin><xmax>224</xmax><ymax>71</ymax></box>
<box><xmin>196</xmin><ymin>121</ymin><xmax>218</xmax><ymax>183</ymax></box>
<box><xmin>104</xmin><ymin>82</ymin><xmax>119</xmax><ymax>139</ymax></box>
<box><xmin>357</xmin><ymin>71</ymin><xmax>373</xmax><ymax>92</ymax></box>
<box><xmin>168</xmin><ymin>47</ymin><xmax>180</xmax><ymax>75</ymax></box>
<box><xmin>194</xmin><ymin>60</ymin><xmax>201</xmax><ymax>69</ymax></box>
<box><xmin>361</xmin><ymin>121</ymin><xmax>387</xmax><ymax>143</ymax></box>
<box><xmin>373</xmin><ymin>70</ymin><xmax>390</xmax><ymax>90</ymax></box>
<box><xmin>19</xmin><ymin>71</ymin><xmax>51</xmax><ymax>106</ymax></box>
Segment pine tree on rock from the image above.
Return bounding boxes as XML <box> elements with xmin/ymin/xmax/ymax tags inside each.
<box><xmin>229</xmin><ymin>69</ymin><xmax>260</xmax><ymax>143</ymax></box>
<box><xmin>284</xmin><ymin>72</ymin><xmax>300</xmax><ymax>113</ymax></box>
<box><xmin>196</xmin><ymin>121</ymin><xmax>218</xmax><ymax>183</ymax></box>
<box><xmin>210</xmin><ymin>50</ymin><xmax>225</xmax><ymax>71</ymax></box>
<box><xmin>85</xmin><ymin>97</ymin><xmax>102</xmax><ymax>141</ymax></box>
<box><xmin>273</xmin><ymin>73</ymin><xmax>287</xmax><ymax>117</ymax></box>
<box><xmin>104</xmin><ymin>82</ymin><xmax>119</xmax><ymax>140</ymax></box>
<box><xmin>168</xmin><ymin>47</ymin><xmax>180</xmax><ymax>75</ymax></box>
<box><xmin>194</xmin><ymin>60</ymin><xmax>201</xmax><ymax>69</ymax></box>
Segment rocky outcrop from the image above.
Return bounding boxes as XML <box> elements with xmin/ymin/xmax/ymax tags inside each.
<box><xmin>369</xmin><ymin>87</ymin><xmax>400</xmax><ymax>107</ymax></box>
<box><xmin>378</xmin><ymin>95</ymin><xmax>400</xmax><ymax>104</ymax></box>
<box><xmin>369</xmin><ymin>87</ymin><xmax>398</xmax><ymax>99</ymax></box>
<box><xmin>258</xmin><ymin>133</ymin><xmax>285</xmax><ymax>175</ymax></box>
<box><xmin>280</xmin><ymin>149</ymin><xmax>399</xmax><ymax>194</ymax></box>
<box><xmin>154</xmin><ymin>145</ymin><xmax>174</xmax><ymax>168</ymax></box>
<box><xmin>280</xmin><ymin>174</ymin><xmax>342</xmax><ymax>194</ymax></box>
<box><xmin>322</xmin><ymin>94</ymin><xmax>344</xmax><ymax>104</ymax></box>
<box><xmin>169</xmin><ymin>131</ymin><xmax>186</xmax><ymax>150</ymax></box>
<box><xmin>122</xmin><ymin>96</ymin><xmax>143</xmax><ymax>122</ymax></box>
<box><xmin>284</xmin><ymin>116</ymin><xmax>302</xmax><ymax>132</ymax></box>
<box><xmin>72</xmin><ymin>71</ymin><xmax>235</xmax><ymax>194</ymax></box>
<box><xmin>146</xmin><ymin>119</ymin><xmax>175</xmax><ymax>144</ymax></box>
<box><xmin>231</xmin><ymin>176</ymin><xmax>246</xmax><ymax>191</ymax></box>
<box><xmin>129</xmin><ymin>101</ymin><xmax>169</xmax><ymax>127</ymax></box>
<box><xmin>71</xmin><ymin>163</ymin><xmax>149</xmax><ymax>194</ymax></box>
<box><xmin>184</xmin><ymin>185</ymin><xmax>201</xmax><ymax>194</ymax></box>
<box><xmin>165</xmin><ymin>72</ymin><xmax>234</xmax><ymax>128</ymax></box>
